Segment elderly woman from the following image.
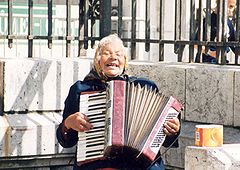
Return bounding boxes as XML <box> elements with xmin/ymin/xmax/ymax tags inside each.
<box><xmin>56</xmin><ymin>34</ymin><xmax>180</xmax><ymax>170</ymax></box>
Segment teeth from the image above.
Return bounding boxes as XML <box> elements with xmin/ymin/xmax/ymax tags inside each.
<box><xmin>107</xmin><ymin>63</ymin><xmax>117</xmax><ymax>67</ymax></box>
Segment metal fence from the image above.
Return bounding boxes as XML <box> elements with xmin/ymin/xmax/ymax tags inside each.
<box><xmin>0</xmin><ymin>0</ymin><xmax>240</xmax><ymax>64</ymax></box>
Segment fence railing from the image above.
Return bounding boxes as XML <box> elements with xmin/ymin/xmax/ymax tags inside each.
<box><xmin>0</xmin><ymin>0</ymin><xmax>240</xmax><ymax>65</ymax></box>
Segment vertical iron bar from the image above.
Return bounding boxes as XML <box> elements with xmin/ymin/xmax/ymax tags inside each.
<box><xmin>159</xmin><ymin>0</ymin><xmax>164</xmax><ymax>61</ymax></box>
<box><xmin>100</xmin><ymin>0</ymin><xmax>111</xmax><ymax>38</ymax></box>
<box><xmin>78</xmin><ymin>0</ymin><xmax>84</xmax><ymax>56</ymax></box>
<box><xmin>8</xmin><ymin>0</ymin><xmax>13</xmax><ymax>48</ymax></box>
<box><xmin>220</xmin><ymin>0</ymin><xmax>228</xmax><ymax>64</ymax></box>
<box><xmin>235</xmin><ymin>0</ymin><xmax>240</xmax><ymax>64</ymax></box>
<box><xmin>189</xmin><ymin>0</ymin><xmax>195</xmax><ymax>62</ymax></box>
<box><xmin>28</xmin><ymin>0</ymin><xmax>33</xmax><ymax>58</ymax></box>
<box><xmin>90</xmin><ymin>13</ymin><xmax>95</xmax><ymax>48</ymax></box>
<box><xmin>216</xmin><ymin>0</ymin><xmax>222</xmax><ymax>63</ymax></box>
<box><xmin>131</xmin><ymin>0</ymin><xmax>136</xmax><ymax>60</ymax></box>
<box><xmin>48</xmin><ymin>0</ymin><xmax>53</xmax><ymax>49</ymax></box>
<box><xmin>195</xmin><ymin>0</ymin><xmax>203</xmax><ymax>63</ymax></box>
<box><xmin>145</xmin><ymin>0</ymin><xmax>150</xmax><ymax>52</ymax></box>
<box><xmin>66</xmin><ymin>0</ymin><xmax>71</xmax><ymax>58</ymax></box>
<box><xmin>174</xmin><ymin>0</ymin><xmax>183</xmax><ymax>61</ymax></box>
<box><xmin>90</xmin><ymin>0</ymin><xmax>100</xmax><ymax>48</ymax></box>
<box><xmin>118</xmin><ymin>0</ymin><xmax>123</xmax><ymax>37</ymax></box>
<box><xmin>179</xmin><ymin>0</ymin><xmax>184</xmax><ymax>62</ymax></box>
<box><xmin>204</xmin><ymin>0</ymin><xmax>211</xmax><ymax>53</ymax></box>
<box><xmin>174</xmin><ymin>0</ymin><xmax>180</xmax><ymax>49</ymax></box>
<box><xmin>84</xmin><ymin>0</ymin><xmax>89</xmax><ymax>49</ymax></box>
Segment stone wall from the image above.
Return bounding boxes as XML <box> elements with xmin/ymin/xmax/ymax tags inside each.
<box><xmin>0</xmin><ymin>58</ymin><xmax>240</xmax><ymax>169</ymax></box>
<box><xmin>185</xmin><ymin>144</ymin><xmax>240</xmax><ymax>170</ymax></box>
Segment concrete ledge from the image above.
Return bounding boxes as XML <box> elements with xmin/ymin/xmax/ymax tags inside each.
<box><xmin>185</xmin><ymin>144</ymin><xmax>240</xmax><ymax>170</ymax></box>
<box><xmin>0</xmin><ymin>153</ymin><xmax>74</xmax><ymax>169</ymax></box>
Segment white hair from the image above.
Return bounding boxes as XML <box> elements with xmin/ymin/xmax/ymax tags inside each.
<box><xmin>97</xmin><ymin>34</ymin><xmax>125</xmax><ymax>55</ymax></box>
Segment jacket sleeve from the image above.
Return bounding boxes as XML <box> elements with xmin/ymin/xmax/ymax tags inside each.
<box><xmin>56</xmin><ymin>81</ymin><xmax>83</xmax><ymax>148</ymax></box>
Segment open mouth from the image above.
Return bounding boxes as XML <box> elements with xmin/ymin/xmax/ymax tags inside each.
<box><xmin>106</xmin><ymin>63</ymin><xmax>118</xmax><ymax>67</ymax></box>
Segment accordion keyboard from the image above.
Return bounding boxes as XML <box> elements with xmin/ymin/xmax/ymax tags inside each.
<box><xmin>77</xmin><ymin>91</ymin><xmax>107</xmax><ymax>162</ymax></box>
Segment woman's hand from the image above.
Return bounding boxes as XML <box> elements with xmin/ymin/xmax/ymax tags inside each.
<box><xmin>64</xmin><ymin>112</ymin><xmax>93</xmax><ymax>132</ymax></box>
<box><xmin>163</xmin><ymin>117</ymin><xmax>180</xmax><ymax>136</ymax></box>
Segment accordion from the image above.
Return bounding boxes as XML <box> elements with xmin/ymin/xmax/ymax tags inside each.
<box><xmin>77</xmin><ymin>80</ymin><xmax>182</xmax><ymax>167</ymax></box>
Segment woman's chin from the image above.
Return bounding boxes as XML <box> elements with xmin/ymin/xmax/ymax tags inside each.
<box><xmin>105</xmin><ymin>72</ymin><xmax>121</xmax><ymax>77</ymax></box>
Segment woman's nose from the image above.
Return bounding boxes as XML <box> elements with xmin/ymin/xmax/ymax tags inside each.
<box><xmin>109</xmin><ymin>52</ymin><xmax>118</xmax><ymax>59</ymax></box>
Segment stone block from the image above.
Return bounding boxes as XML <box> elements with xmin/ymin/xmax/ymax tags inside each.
<box><xmin>0</xmin><ymin>58</ymin><xmax>91</xmax><ymax>113</ymax></box>
<box><xmin>0</xmin><ymin>153</ymin><xmax>74</xmax><ymax>169</ymax></box>
<box><xmin>0</xmin><ymin>61</ymin><xmax>3</xmax><ymax>112</ymax></box>
<box><xmin>234</xmin><ymin>71</ymin><xmax>240</xmax><ymax>127</ymax></box>
<box><xmin>127</xmin><ymin>62</ymin><xmax>186</xmax><ymax>119</ymax></box>
<box><xmin>185</xmin><ymin>144</ymin><xmax>240</xmax><ymax>170</ymax></box>
<box><xmin>185</xmin><ymin>64</ymin><xmax>234</xmax><ymax>125</ymax></box>
<box><xmin>0</xmin><ymin>113</ymin><xmax>75</xmax><ymax>157</ymax></box>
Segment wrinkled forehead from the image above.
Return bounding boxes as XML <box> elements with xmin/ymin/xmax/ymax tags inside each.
<box><xmin>101</xmin><ymin>42</ymin><xmax>123</xmax><ymax>51</ymax></box>
<box><xmin>99</xmin><ymin>42</ymin><xmax>125</xmax><ymax>55</ymax></box>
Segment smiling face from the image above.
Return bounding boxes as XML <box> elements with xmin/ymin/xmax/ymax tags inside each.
<box><xmin>99</xmin><ymin>42</ymin><xmax>125</xmax><ymax>77</ymax></box>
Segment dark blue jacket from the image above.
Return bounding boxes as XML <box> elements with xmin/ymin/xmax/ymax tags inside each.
<box><xmin>56</xmin><ymin>76</ymin><xmax>180</xmax><ymax>170</ymax></box>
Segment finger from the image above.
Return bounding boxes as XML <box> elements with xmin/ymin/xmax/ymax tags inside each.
<box><xmin>167</xmin><ymin>117</ymin><xmax>179</xmax><ymax>125</ymax></box>
<box><xmin>164</xmin><ymin>123</ymin><xmax>173</xmax><ymax>133</ymax></box>
<box><xmin>165</xmin><ymin>121</ymin><xmax>175</xmax><ymax>130</ymax></box>
<box><xmin>78</xmin><ymin>124</ymin><xmax>91</xmax><ymax>132</ymax></box>
<box><xmin>164</xmin><ymin>122</ymin><xmax>177</xmax><ymax>135</ymax></box>
<box><xmin>79</xmin><ymin>118</ymin><xmax>93</xmax><ymax>130</ymax></box>
<box><xmin>75</xmin><ymin>113</ymin><xmax>93</xmax><ymax>129</ymax></box>
<box><xmin>72</xmin><ymin>124</ymin><xmax>88</xmax><ymax>132</ymax></box>
<box><xmin>163</xmin><ymin>127</ymin><xmax>171</xmax><ymax>135</ymax></box>
<box><xmin>80</xmin><ymin>113</ymin><xmax>90</xmax><ymax>122</ymax></box>
<box><xmin>69</xmin><ymin>113</ymin><xmax>91</xmax><ymax>131</ymax></box>
<box><xmin>166</xmin><ymin>118</ymin><xmax>180</xmax><ymax>132</ymax></box>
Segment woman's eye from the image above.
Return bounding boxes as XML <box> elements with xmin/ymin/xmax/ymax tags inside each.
<box><xmin>103</xmin><ymin>52</ymin><xmax>110</xmax><ymax>55</ymax></box>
